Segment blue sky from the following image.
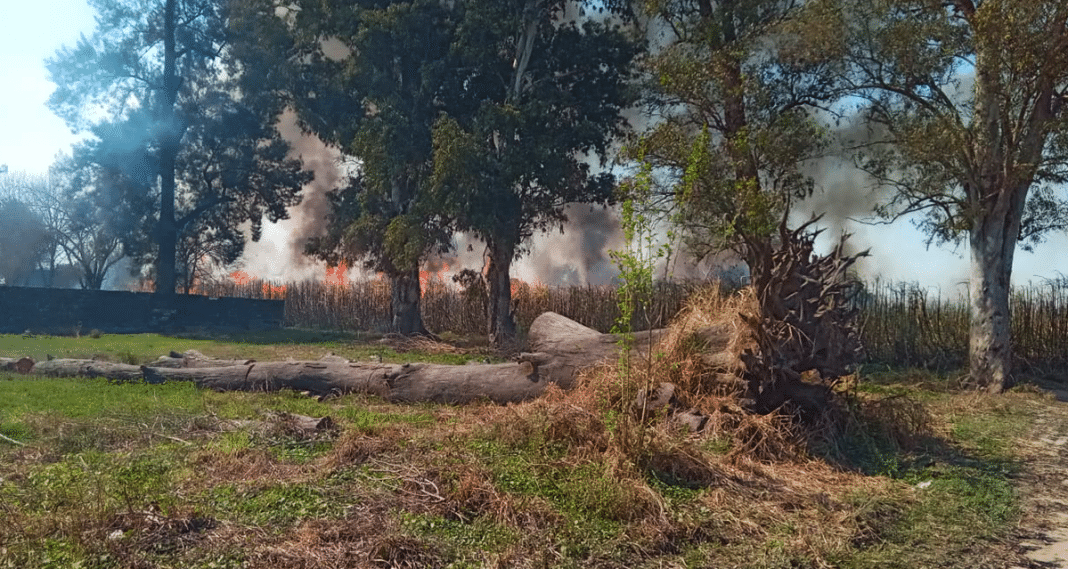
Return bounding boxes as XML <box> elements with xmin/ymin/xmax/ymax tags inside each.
<box><xmin>1</xmin><ymin>0</ymin><xmax>96</xmax><ymax>173</ymax></box>
<box><xmin>4</xmin><ymin>0</ymin><xmax>1068</xmax><ymax>293</ymax></box>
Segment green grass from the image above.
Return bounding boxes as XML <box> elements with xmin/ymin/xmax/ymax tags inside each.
<box><xmin>203</xmin><ymin>483</ymin><xmax>346</xmax><ymax>529</ymax></box>
<box><xmin>827</xmin><ymin>384</ymin><xmax>1036</xmax><ymax>569</ymax></box>
<box><xmin>400</xmin><ymin>512</ymin><xmax>519</xmax><ymax>559</ymax></box>
<box><xmin>0</xmin><ymin>329</ymin><xmax>496</xmax><ymax>366</ymax></box>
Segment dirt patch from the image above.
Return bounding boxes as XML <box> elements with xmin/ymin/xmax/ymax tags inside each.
<box><xmin>1012</xmin><ymin>385</ymin><xmax>1068</xmax><ymax>568</ymax></box>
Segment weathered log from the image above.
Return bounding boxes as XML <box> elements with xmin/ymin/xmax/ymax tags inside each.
<box><xmin>140</xmin><ymin>360</ymin><xmax>558</xmax><ymax>404</ymax></box>
<box><xmin>32</xmin><ymin>359</ymin><xmax>147</xmax><ymax>382</ymax></box>
<box><xmin>527</xmin><ymin>312</ymin><xmax>734</xmax><ymax>377</ymax></box>
<box><xmin>0</xmin><ymin>357</ymin><xmax>35</xmax><ymax>374</ymax></box>
<box><xmin>148</xmin><ymin>349</ymin><xmax>254</xmax><ymax>368</ymax></box>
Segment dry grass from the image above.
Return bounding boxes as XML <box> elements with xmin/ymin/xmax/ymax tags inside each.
<box><xmin>194</xmin><ymin>276</ymin><xmax>700</xmax><ymax>335</ymax></box>
<box><xmin>196</xmin><ymin>275</ymin><xmax>1068</xmax><ymax>376</ymax></box>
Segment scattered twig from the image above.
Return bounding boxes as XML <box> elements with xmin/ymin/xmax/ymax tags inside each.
<box><xmin>0</xmin><ymin>432</ymin><xmax>26</xmax><ymax>446</ymax></box>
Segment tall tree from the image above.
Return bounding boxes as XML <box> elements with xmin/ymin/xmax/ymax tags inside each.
<box><xmin>430</xmin><ymin>0</ymin><xmax>640</xmax><ymax>348</ymax></box>
<box><xmin>46</xmin><ymin>0</ymin><xmax>306</xmax><ymax>295</ymax></box>
<box><xmin>830</xmin><ymin>0</ymin><xmax>1068</xmax><ymax>391</ymax></box>
<box><xmin>232</xmin><ymin>0</ymin><xmax>458</xmax><ymax>335</ymax></box>
<box><xmin>626</xmin><ymin>0</ymin><xmax>838</xmax><ymax>283</ymax></box>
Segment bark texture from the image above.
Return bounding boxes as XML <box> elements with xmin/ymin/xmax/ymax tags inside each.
<box><xmin>155</xmin><ymin>0</ymin><xmax>179</xmax><ymax>296</ymax></box>
<box><xmin>391</xmin><ymin>268</ymin><xmax>428</xmax><ymax>336</ymax></box>
<box><xmin>485</xmin><ymin>238</ymin><xmax>517</xmax><ymax>350</ymax></box>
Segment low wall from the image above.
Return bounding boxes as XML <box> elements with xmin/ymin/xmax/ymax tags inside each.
<box><xmin>0</xmin><ymin>286</ymin><xmax>284</xmax><ymax>334</ymax></box>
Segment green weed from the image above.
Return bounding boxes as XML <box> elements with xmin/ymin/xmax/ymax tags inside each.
<box><xmin>204</xmin><ymin>483</ymin><xmax>344</xmax><ymax>529</ymax></box>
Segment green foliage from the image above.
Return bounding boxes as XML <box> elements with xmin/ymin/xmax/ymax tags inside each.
<box><xmin>609</xmin><ymin>147</ymin><xmax>676</xmax><ymax>460</ymax></box>
<box><xmin>831</xmin><ymin>0</ymin><xmax>1068</xmax><ymax>248</ymax></box>
<box><xmin>237</xmin><ymin>0</ymin><xmax>457</xmax><ymax>279</ymax></box>
<box><xmin>204</xmin><ymin>483</ymin><xmax>343</xmax><ymax>529</ymax></box>
<box><xmin>46</xmin><ymin>0</ymin><xmax>308</xmax><ymax>291</ymax></box>
<box><xmin>428</xmin><ymin>1</ymin><xmax>640</xmax><ymax>344</ymax></box>
<box><xmin>631</xmin><ymin>0</ymin><xmax>830</xmax><ymax>268</ymax></box>
<box><xmin>236</xmin><ymin>0</ymin><xmax>639</xmax><ymax>341</ymax></box>
<box><xmin>400</xmin><ymin>513</ymin><xmax>518</xmax><ymax>556</ymax></box>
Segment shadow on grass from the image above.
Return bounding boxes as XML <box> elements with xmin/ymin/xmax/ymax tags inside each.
<box><xmin>807</xmin><ymin>379</ymin><xmax>1032</xmax><ymax>568</ymax></box>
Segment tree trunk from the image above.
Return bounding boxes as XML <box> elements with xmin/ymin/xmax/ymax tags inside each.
<box><xmin>33</xmin><ymin>359</ymin><xmax>147</xmax><ymax>382</ymax></box>
<box><xmin>13</xmin><ymin>313</ymin><xmax>735</xmax><ymax>405</ymax></box>
<box><xmin>391</xmin><ymin>267</ymin><xmax>427</xmax><ymax>335</ymax></box>
<box><xmin>967</xmin><ymin>200</ymin><xmax>1022</xmax><ymax>393</ymax></box>
<box><xmin>155</xmin><ymin>0</ymin><xmax>179</xmax><ymax>297</ymax></box>
<box><xmin>486</xmin><ymin>238</ymin><xmax>517</xmax><ymax>349</ymax></box>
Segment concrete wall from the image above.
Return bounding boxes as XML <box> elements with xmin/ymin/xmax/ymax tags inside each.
<box><xmin>0</xmin><ymin>286</ymin><xmax>284</xmax><ymax>334</ymax></box>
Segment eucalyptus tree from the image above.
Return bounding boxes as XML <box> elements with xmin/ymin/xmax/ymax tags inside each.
<box><xmin>429</xmin><ymin>0</ymin><xmax>640</xmax><ymax>347</ymax></box>
<box><xmin>46</xmin><ymin>0</ymin><xmax>307</xmax><ymax>295</ymax></box>
<box><xmin>627</xmin><ymin>0</ymin><xmax>840</xmax><ymax>282</ymax></box>
<box><xmin>827</xmin><ymin>0</ymin><xmax>1068</xmax><ymax>391</ymax></box>
<box><xmin>231</xmin><ymin>0</ymin><xmax>458</xmax><ymax>335</ymax></box>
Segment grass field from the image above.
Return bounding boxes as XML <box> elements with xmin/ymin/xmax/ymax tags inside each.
<box><xmin>0</xmin><ymin>329</ymin><xmax>497</xmax><ymax>367</ymax></box>
<box><xmin>0</xmin><ymin>330</ymin><xmax>1051</xmax><ymax>569</ymax></box>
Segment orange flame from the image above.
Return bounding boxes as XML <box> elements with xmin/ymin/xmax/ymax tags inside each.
<box><xmin>262</xmin><ymin>282</ymin><xmax>287</xmax><ymax>298</ymax></box>
<box><xmin>230</xmin><ymin>270</ymin><xmax>253</xmax><ymax>286</ymax></box>
<box><xmin>227</xmin><ymin>270</ymin><xmax>286</xmax><ymax>298</ymax></box>
<box><xmin>418</xmin><ymin>262</ymin><xmax>450</xmax><ymax>296</ymax></box>
<box><xmin>325</xmin><ymin>262</ymin><xmax>349</xmax><ymax>286</ymax></box>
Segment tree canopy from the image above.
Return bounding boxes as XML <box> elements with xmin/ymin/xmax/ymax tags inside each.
<box><xmin>430</xmin><ymin>0</ymin><xmax>640</xmax><ymax>346</ymax></box>
<box><xmin>47</xmin><ymin>0</ymin><xmax>307</xmax><ymax>294</ymax></box>
<box><xmin>626</xmin><ymin>0</ymin><xmax>838</xmax><ymax>278</ymax></box>
<box><xmin>233</xmin><ymin>0</ymin><xmax>459</xmax><ymax>334</ymax></box>
<box><xmin>235</xmin><ymin>0</ymin><xmax>639</xmax><ymax>342</ymax></box>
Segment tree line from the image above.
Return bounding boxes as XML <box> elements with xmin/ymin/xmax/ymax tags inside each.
<box><xmin>31</xmin><ymin>0</ymin><xmax>1068</xmax><ymax>393</ymax></box>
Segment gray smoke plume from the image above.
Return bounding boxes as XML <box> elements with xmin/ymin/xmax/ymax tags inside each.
<box><xmin>794</xmin><ymin>113</ymin><xmax>972</xmax><ymax>294</ymax></box>
<box><xmin>523</xmin><ymin>204</ymin><xmax>624</xmax><ymax>285</ymax></box>
<box><xmin>240</xmin><ymin>111</ymin><xmax>345</xmax><ymax>281</ymax></box>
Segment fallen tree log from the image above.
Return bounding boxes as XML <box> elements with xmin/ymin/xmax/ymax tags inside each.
<box><xmin>0</xmin><ymin>357</ymin><xmax>35</xmax><ymax>374</ymax></box>
<box><xmin>10</xmin><ymin>312</ymin><xmax>738</xmax><ymax>405</ymax></box>
<box><xmin>141</xmin><ymin>360</ymin><xmax>554</xmax><ymax>404</ymax></box>
<box><xmin>33</xmin><ymin>359</ymin><xmax>147</xmax><ymax>382</ymax></box>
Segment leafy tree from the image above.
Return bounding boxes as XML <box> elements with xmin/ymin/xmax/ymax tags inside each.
<box><xmin>46</xmin><ymin>154</ymin><xmax>126</xmax><ymax>290</ymax></box>
<box><xmin>176</xmin><ymin>212</ymin><xmax>243</xmax><ymax>293</ymax></box>
<box><xmin>232</xmin><ymin>0</ymin><xmax>459</xmax><ymax>335</ymax></box>
<box><xmin>46</xmin><ymin>0</ymin><xmax>306</xmax><ymax>294</ymax></box>
<box><xmin>828</xmin><ymin>0</ymin><xmax>1068</xmax><ymax>391</ymax></box>
<box><xmin>626</xmin><ymin>0</ymin><xmax>837</xmax><ymax>283</ymax></box>
<box><xmin>430</xmin><ymin>0</ymin><xmax>640</xmax><ymax>347</ymax></box>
